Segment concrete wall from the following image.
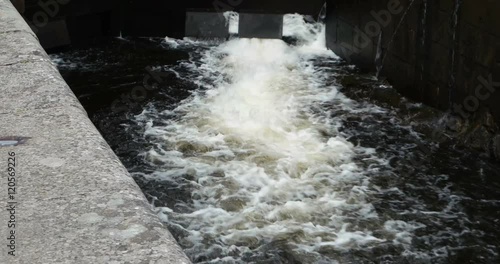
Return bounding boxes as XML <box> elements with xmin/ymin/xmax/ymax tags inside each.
<box><xmin>121</xmin><ymin>0</ymin><xmax>325</xmax><ymax>37</ymax></box>
<box><xmin>21</xmin><ymin>0</ymin><xmax>326</xmax><ymax>48</ymax></box>
<box><xmin>21</xmin><ymin>0</ymin><xmax>120</xmax><ymax>49</ymax></box>
<box><xmin>0</xmin><ymin>0</ymin><xmax>191</xmax><ymax>262</ymax></box>
<box><xmin>326</xmin><ymin>0</ymin><xmax>500</xmax><ymax>156</ymax></box>
<box><xmin>327</xmin><ymin>0</ymin><xmax>500</xmax><ymax>113</ymax></box>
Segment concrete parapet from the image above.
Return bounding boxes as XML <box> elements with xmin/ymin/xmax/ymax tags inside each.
<box><xmin>0</xmin><ymin>0</ymin><xmax>191</xmax><ymax>263</ymax></box>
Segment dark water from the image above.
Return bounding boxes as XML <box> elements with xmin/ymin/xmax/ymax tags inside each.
<box><xmin>52</xmin><ymin>36</ymin><xmax>500</xmax><ymax>264</ymax></box>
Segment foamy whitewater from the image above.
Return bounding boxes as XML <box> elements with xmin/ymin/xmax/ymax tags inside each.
<box><xmin>133</xmin><ymin>15</ymin><xmax>422</xmax><ymax>263</ymax></box>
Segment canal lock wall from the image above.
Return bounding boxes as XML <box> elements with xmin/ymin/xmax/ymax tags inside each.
<box><xmin>0</xmin><ymin>0</ymin><xmax>191</xmax><ymax>262</ymax></box>
<box><xmin>325</xmin><ymin>0</ymin><xmax>500</xmax><ymax>162</ymax></box>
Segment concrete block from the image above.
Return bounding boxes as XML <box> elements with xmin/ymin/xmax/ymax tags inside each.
<box><xmin>185</xmin><ymin>11</ymin><xmax>228</xmax><ymax>38</ymax></box>
<box><xmin>238</xmin><ymin>13</ymin><xmax>283</xmax><ymax>39</ymax></box>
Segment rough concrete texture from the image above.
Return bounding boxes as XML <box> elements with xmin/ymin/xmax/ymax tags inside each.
<box><xmin>0</xmin><ymin>0</ymin><xmax>191</xmax><ymax>263</ymax></box>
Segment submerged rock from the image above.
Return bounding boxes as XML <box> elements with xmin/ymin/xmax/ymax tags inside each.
<box><xmin>457</xmin><ymin>110</ymin><xmax>500</xmax><ymax>159</ymax></box>
<box><xmin>210</xmin><ymin>169</ymin><xmax>226</xmax><ymax>178</ymax></box>
<box><xmin>219</xmin><ymin>196</ymin><xmax>248</xmax><ymax>212</ymax></box>
<box><xmin>175</xmin><ymin>141</ymin><xmax>211</xmax><ymax>155</ymax></box>
<box><xmin>465</xmin><ymin>124</ymin><xmax>492</xmax><ymax>151</ymax></box>
<box><xmin>370</xmin><ymin>87</ymin><xmax>402</xmax><ymax>108</ymax></box>
<box><xmin>340</xmin><ymin>75</ymin><xmax>360</xmax><ymax>88</ymax></box>
<box><xmin>405</xmin><ymin>104</ymin><xmax>442</xmax><ymax>122</ymax></box>
<box><xmin>184</xmin><ymin>168</ymin><xmax>197</xmax><ymax>181</ymax></box>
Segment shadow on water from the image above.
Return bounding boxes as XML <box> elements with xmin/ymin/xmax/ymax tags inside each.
<box><xmin>51</xmin><ymin>37</ymin><xmax>500</xmax><ymax>264</ymax></box>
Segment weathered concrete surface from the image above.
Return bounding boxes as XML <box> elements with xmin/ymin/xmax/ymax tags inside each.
<box><xmin>0</xmin><ymin>0</ymin><xmax>191</xmax><ymax>263</ymax></box>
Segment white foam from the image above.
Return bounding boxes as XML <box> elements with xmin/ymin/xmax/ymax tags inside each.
<box><xmin>224</xmin><ymin>11</ymin><xmax>239</xmax><ymax>35</ymax></box>
<box><xmin>164</xmin><ymin>37</ymin><xmax>180</xmax><ymax>49</ymax></box>
<box><xmin>283</xmin><ymin>14</ymin><xmax>339</xmax><ymax>57</ymax></box>
<box><xmin>136</xmin><ymin>14</ymin><xmax>387</xmax><ymax>261</ymax></box>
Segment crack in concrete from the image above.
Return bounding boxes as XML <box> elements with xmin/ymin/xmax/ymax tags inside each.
<box><xmin>0</xmin><ymin>62</ymin><xmax>19</xmax><ymax>67</ymax></box>
<box><xmin>0</xmin><ymin>59</ymin><xmax>38</xmax><ymax>67</ymax></box>
<box><xmin>0</xmin><ymin>56</ymin><xmax>53</xmax><ymax>67</ymax></box>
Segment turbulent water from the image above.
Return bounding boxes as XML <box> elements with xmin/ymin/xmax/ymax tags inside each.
<box><xmin>137</xmin><ymin>15</ymin><xmax>389</xmax><ymax>263</ymax></box>
<box><xmin>52</xmin><ymin>13</ymin><xmax>500</xmax><ymax>264</ymax></box>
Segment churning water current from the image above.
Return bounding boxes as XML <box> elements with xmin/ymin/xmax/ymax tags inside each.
<box><xmin>52</xmin><ymin>14</ymin><xmax>500</xmax><ymax>264</ymax></box>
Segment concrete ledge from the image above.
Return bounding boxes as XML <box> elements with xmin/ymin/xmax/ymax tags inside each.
<box><xmin>0</xmin><ymin>0</ymin><xmax>191</xmax><ymax>263</ymax></box>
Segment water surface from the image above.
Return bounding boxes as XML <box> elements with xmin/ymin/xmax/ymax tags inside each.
<box><xmin>52</xmin><ymin>14</ymin><xmax>500</xmax><ymax>264</ymax></box>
